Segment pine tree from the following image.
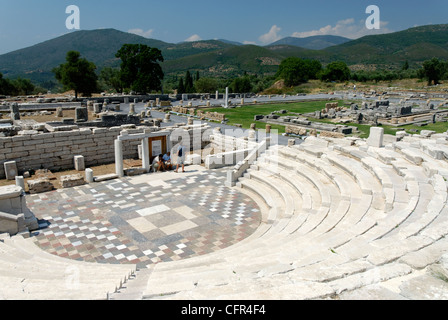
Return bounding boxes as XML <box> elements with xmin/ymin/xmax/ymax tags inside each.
<box><xmin>185</xmin><ymin>71</ymin><xmax>194</xmax><ymax>93</ymax></box>
<box><xmin>178</xmin><ymin>77</ymin><xmax>185</xmax><ymax>94</ymax></box>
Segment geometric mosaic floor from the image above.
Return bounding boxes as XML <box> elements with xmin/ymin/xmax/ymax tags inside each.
<box><xmin>28</xmin><ymin>166</ymin><xmax>261</xmax><ymax>269</ymax></box>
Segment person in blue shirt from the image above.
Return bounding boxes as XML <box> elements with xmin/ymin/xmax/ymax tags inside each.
<box><xmin>162</xmin><ymin>152</ymin><xmax>172</xmax><ymax>170</ymax></box>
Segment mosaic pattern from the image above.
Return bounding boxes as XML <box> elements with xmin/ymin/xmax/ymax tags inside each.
<box><xmin>29</xmin><ymin>168</ymin><xmax>261</xmax><ymax>269</ymax></box>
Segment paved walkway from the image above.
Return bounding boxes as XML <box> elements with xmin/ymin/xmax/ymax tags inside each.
<box><xmin>27</xmin><ymin>166</ymin><xmax>261</xmax><ymax>269</ymax></box>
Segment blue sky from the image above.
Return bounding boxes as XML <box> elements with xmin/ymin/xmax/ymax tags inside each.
<box><xmin>0</xmin><ymin>0</ymin><xmax>447</xmax><ymax>54</ymax></box>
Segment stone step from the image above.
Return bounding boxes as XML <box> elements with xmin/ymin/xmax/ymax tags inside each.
<box><xmin>237</xmin><ymin>178</ymin><xmax>284</xmax><ymax>224</ymax></box>
<box><xmin>324</xmin><ymin>151</ymin><xmax>382</xmax><ymax>196</ymax></box>
<box><xmin>272</xmin><ymin>151</ymin><xmax>334</xmax><ymax>207</ymax></box>
<box><xmin>0</xmin><ymin>236</ymin><xmax>135</xmax><ymax>299</ymax></box>
<box><xmin>246</xmin><ymin>169</ymin><xmax>296</xmax><ymax>220</ymax></box>
<box><xmin>0</xmin><ymin>275</ymin><xmax>116</xmax><ymax>300</ymax></box>
<box><xmin>399</xmin><ymin>236</ymin><xmax>448</xmax><ymax>270</ymax></box>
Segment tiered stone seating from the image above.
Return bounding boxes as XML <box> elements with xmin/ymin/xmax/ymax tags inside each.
<box><xmin>0</xmin><ymin>234</ymin><xmax>136</xmax><ymax>300</ymax></box>
<box><xmin>138</xmin><ymin>130</ymin><xmax>448</xmax><ymax>300</ymax></box>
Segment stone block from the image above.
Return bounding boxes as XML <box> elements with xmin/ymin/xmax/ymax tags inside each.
<box><xmin>186</xmin><ymin>154</ymin><xmax>202</xmax><ymax>165</ymax></box>
<box><xmin>60</xmin><ymin>174</ymin><xmax>86</xmax><ymax>188</ymax></box>
<box><xmin>367</xmin><ymin>127</ymin><xmax>384</xmax><ymax>148</ymax></box>
<box><xmin>75</xmin><ymin>107</ymin><xmax>88</xmax><ymax>122</ymax></box>
<box><xmin>27</xmin><ymin>178</ymin><xmax>54</xmax><ymax>194</ymax></box>
<box><xmin>74</xmin><ymin>155</ymin><xmax>85</xmax><ymax>171</ymax></box>
<box><xmin>4</xmin><ymin>161</ymin><xmax>18</xmax><ymax>180</ymax></box>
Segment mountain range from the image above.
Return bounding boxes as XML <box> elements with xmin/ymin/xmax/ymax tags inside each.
<box><xmin>1</xmin><ymin>24</ymin><xmax>448</xmax><ymax>86</ymax></box>
<box><xmin>269</xmin><ymin>35</ymin><xmax>351</xmax><ymax>50</ymax></box>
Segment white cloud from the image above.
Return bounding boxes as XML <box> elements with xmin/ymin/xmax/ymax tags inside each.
<box><xmin>291</xmin><ymin>18</ymin><xmax>393</xmax><ymax>39</ymax></box>
<box><xmin>259</xmin><ymin>25</ymin><xmax>282</xmax><ymax>44</ymax></box>
<box><xmin>128</xmin><ymin>28</ymin><xmax>154</xmax><ymax>38</ymax></box>
<box><xmin>185</xmin><ymin>34</ymin><xmax>202</xmax><ymax>42</ymax></box>
<box><xmin>243</xmin><ymin>40</ymin><xmax>257</xmax><ymax>45</ymax></box>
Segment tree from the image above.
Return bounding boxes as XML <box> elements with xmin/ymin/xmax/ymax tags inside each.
<box><xmin>276</xmin><ymin>57</ymin><xmax>309</xmax><ymax>86</ymax></box>
<box><xmin>194</xmin><ymin>78</ymin><xmax>218</xmax><ymax>93</ymax></box>
<box><xmin>402</xmin><ymin>60</ymin><xmax>409</xmax><ymax>71</ymax></box>
<box><xmin>177</xmin><ymin>77</ymin><xmax>185</xmax><ymax>94</ymax></box>
<box><xmin>418</xmin><ymin>58</ymin><xmax>446</xmax><ymax>86</ymax></box>
<box><xmin>116</xmin><ymin>44</ymin><xmax>164</xmax><ymax>93</ymax></box>
<box><xmin>276</xmin><ymin>57</ymin><xmax>322</xmax><ymax>86</ymax></box>
<box><xmin>304</xmin><ymin>60</ymin><xmax>323</xmax><ymax>80</ymax></box>
<box><xmin>231</xmin><ymin>76</ymin><xmax>252</xmax><ymax>93</ymax></box>
<box><xmin>0</xmin><ymin>73</ymin><xmax>14</xmax><ymax>95</ymax></box>
<box><xmin>100</xmin><ymin>67</ymin><xmax>123</xmax><ymax>93</ymax></box>
<box><xmin>13</xmin><ymin>78</ymin><xmax>35</xmax><ymax>95</ymax></box>
<box><xmin>184</xmin><ymin>71</ymin><xmax>194</xmax><ymax>93</ymax></box>
<box><xmin>53</xmin><ymin>51</ymin><xmax>98</xmax><ymax>99</ymax></box>
<box><xmin>320</xmin><ymin>61</ymin><xmax>351</xmax><ymax>82</ymax></box>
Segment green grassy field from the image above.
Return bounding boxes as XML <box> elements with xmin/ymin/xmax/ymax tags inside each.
<box><xmin>204</xmin><ymin>100</ymin><xmax>448</xmax><ymax>138</ymax></box>
<box><xmin>205</xmin><ymin>100</ymin><xmax>345</xmax><ymax>134</ymax></box>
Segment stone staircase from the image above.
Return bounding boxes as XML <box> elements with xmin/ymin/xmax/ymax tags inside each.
<box><xmin>0</xmin><ymin>234</ymin><xmax>136</xmax><ymax>300</ymax></box>
<box><xmin>136</xmin><ymin>131</ymin><xmax>448</xmax><ymax>300</ymax></box>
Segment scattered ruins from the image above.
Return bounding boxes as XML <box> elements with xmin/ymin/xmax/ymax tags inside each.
<box><xmin>0</xmin><ymin>90</ymin><xmax>448</xmax><ymax>300</ymax></box>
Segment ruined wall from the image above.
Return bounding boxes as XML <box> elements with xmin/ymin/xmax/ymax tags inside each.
<box><xmin>0</xmin><ymin>125</ymin><xmax>213</xmax><ymax>179</ymax></box>
<box><xmin>0</xmin><ymin>127</ymin><xmax>141</xmax><ymax>179</ymax></box>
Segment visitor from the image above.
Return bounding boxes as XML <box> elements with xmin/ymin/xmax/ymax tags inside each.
<box><xmin>153</xmin><ymin>154</ymin><xmax>166</xmax><ymax>172</ymax></box>
<box><xmin>174</xmin><ymin>144</ymin><xmax>185</xmax><ymax>173</ymax></box>
<box><xmin>162</xmin><ymin>152</ymin><xmax>172</xmax><ymax>170</ymax></box>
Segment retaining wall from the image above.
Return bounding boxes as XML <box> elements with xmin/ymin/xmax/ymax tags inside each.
<box><xmin>0</xmin><ymin>127</ymin><xmax>141</xmax><ymax>179</ymax></box>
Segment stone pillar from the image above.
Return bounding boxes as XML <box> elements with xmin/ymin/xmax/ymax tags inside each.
<box><xmin>367</xmin><ymin>127</ymin><xmax>384</xmax><ymax>148</ymax></box>
<box><xmin>74</xmin><ymin>155</ymin><xmax>85</xmax><ymax>171</ymax></box>
<box><xmin>142</xmin><ymin>138</ymin><xmax>150</xmax><ymax>173</ymax></box>
<box><xmin>56</xmin><ymin>107</ymin><xmax>64</xmax><ymax>117</ymax></box>
<box><xmin>241</xmin><ymin>98</ymin><xmax>245</xmax><ymax>105</ymax></box>
<box><xmin>115</xmin><ymin>104</ymin><xmax>121</xmax><ymax>112</ymax></box>
<box><xmin>187</xmin><ymin>117</ymin><xmax>194</xmax><ymax>125</ymax></box>
<box><xmin>266</xmin><ymin>124</ymin><xmax>271</xmax><ymax>134</ymax></box>
<box><xmin>15</xmin><ymin>176</ymin><xmax>25</xmax><ymax>191</ymax></box>
<box><xmin>124</xmin><ymin>97</ymin><xmax>129</xmax><ymax>104</ymax></box>
<box><xmin>10</xmin><ymin>103</ymin><xmax>20</xmax><ymax>120</ymax></box>
<box><xmin>216</xmin><ymin>91</ymin><xmax>219</xmax><ymax>100</ymax></box>
<box><xmin>225</xmin><ymin>87</ymin><xmax>229</xmax><ymax>108</ymax></box>
<box><xmin>248</xmin><ymin>130</ymin><xmax>256</xmax><ymax>142</ymax></box>
<box><xmin>4</xmin><ymin>161</ymin><xmax>18</xmax><ymax>180</ymax></box>
<box><xmin>164</xmin><ymin>113</ymin><xmax>171</xmax><ymax>123</ymax></box>
<box><xmin>115</xmin><ymin>139</ymin><xmax>124</xmax><ymax>177</ymax></box>
<box><xmin>206</xmin><ymin>101</ymin><xmax>211</xmax><ymax>107</ymax></box>
<box><xmin>93</xmin><ymin>103</ymin><xmax>101</xmax><ymax>114</ymax></box>
<box><xmin>75</xmin><ymin>107</ymin><xmax>88</xmax><ymax>122</ymax></box>
<box><xmin>88</xmin><ymin>100</ymin><xmax>95</xmax><ymax>110</ymax></box>
<box><xmin>85</xmin><ymin>168</ymin><xmax>94</xmax><ymax>183</ymax></box>
<box><xmin>129</xmin><ymin>103</ymin><xmax>135</xmax><ymax>115</ymax></box>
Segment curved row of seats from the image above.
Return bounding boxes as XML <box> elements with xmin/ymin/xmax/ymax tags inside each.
<box><xmin>139</xmin><ymin>131</ymin><xmax>448</xmax><ymax>300</ymax></box>
<box><xmin>0</xmin><ymin>234</ymin><xmax>136</xmax><ymax>300</ymax></box>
